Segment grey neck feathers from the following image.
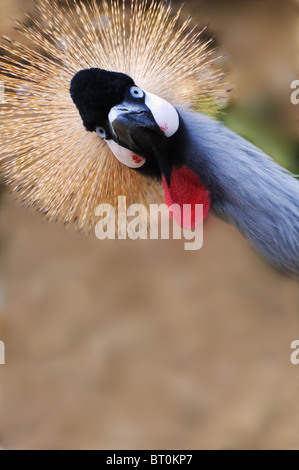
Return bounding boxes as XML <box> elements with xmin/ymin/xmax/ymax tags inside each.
<box><xmin>178</xmin><ymin>109</ymin><xmax>299</xmax><ymax>276</ymax></box>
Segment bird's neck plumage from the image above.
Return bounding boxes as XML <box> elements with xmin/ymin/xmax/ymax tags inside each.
<box><xmin>141</xmin><ymin>117</ymin><xmax>212</xmax><ymax>229</ymax></box>
<box><xmin>176</xmin><ymin>109</ymin><xmax>299</xmax><ymax>276</ymax></box>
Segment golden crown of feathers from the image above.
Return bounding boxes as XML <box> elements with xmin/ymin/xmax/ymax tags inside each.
<box><xmin>0</xmin><ymin>0</ymin><xmax>224</xmax><ymax>233</ymax></box>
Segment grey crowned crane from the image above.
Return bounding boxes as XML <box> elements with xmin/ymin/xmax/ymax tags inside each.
<box><xmin>0</xmin><ymin>0</ymin><xmax>298</xmax><ymax>276</ymax></box>
<box><xmin>70</xmin><ymin>68</ymin><xmax>299</xmax><ymax>277</ymax></box>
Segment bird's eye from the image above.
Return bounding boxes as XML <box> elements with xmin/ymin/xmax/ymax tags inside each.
<box><xmin>95</xmin><ymin>126</ymin><xmax>107</xmax><ymax>139</ymax></box>
<box><xmin>130</xmin><ymin>86</ymin><xmax>144</xmax><ymax>99</ymax></box>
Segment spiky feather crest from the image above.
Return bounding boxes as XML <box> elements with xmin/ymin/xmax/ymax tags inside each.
<box><xmin>0</xmin><ymin>0</ymin><xmax>223</xmax><ymax>233</ymax></box>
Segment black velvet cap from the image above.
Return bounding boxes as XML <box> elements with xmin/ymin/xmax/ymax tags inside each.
<box><xmin>70</xmin><ymin>68</ymin><xmax>135</xmax><ymax>131</ymax></box>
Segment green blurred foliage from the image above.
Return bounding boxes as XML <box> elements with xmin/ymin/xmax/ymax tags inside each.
<box><xmin>217</xmin><ymin>105</ymin><xmax>299</xmax><ymax>174</ymax></box>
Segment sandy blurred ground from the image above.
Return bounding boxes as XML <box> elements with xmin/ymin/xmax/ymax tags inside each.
<box><xmin>0</xmin><ymin>196</ymin><xmax>298</xmax><ymax>450</ymax></box>
<box><xmin>0</xmin><ymin>0</ymin><xmax>299</xmax><ymax>450</ymax></box>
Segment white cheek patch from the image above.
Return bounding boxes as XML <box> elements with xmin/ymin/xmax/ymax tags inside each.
<box><xmin>106</xmin><ymin>140</ymin><xmax>146</xmax><ymax>169</ymax></box>
<box><xmin>144</xmin><ymin>91</ymin><xmax>179</xmax><ymax>137</ymax></box>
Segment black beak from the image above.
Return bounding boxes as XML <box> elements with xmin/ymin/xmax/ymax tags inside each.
<box><xmin>109</xmin><ymin>101</ymin><xmax>162</xmax><ymax>152</ymax></box>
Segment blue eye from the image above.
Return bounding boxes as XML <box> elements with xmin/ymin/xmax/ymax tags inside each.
<box><xmin>130</xmin><ymin>86</ymin><xmax>144</xmax><ymax>98</ymax></box>
<box><xmin>96</xmin><ymin>126</ymin><xmax>106</xmax><ymax>139</ymax></box>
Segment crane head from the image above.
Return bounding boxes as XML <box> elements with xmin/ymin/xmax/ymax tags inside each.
<box><xmin>70</xmin><ymin>68</ymin><xmax>180</xmax><ymax>175</ymax></box>
<box><xmin>70</xmin><ymin>68</ymin><xmax>210</xmax><ymax>229</ymax></box>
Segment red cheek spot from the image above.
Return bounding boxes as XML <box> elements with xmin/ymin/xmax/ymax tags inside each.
<box><xmin>160</xmin><ymin>122</ymin><xmax>169</xmax><ymax>132</ymax></box>
<box><xmin>132</xmin><ymin>154</ymin><xmax>143</xmax><ymax>164</ymax></box>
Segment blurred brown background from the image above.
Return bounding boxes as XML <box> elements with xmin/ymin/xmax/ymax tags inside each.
<box><xmin>0</xmin><ymin>0</ymin><xmax>298</xmax><ymax>450</ymax></box>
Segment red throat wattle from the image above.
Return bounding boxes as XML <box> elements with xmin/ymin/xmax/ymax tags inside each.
<box><xmin>162</xmin><ymin>165</ymin><xmax>211</xmax><ymax>229</ymax></box>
